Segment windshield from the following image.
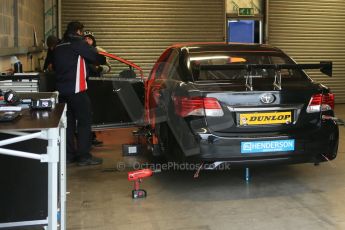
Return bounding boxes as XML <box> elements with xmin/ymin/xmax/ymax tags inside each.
<box><xmin>189</xmin><ymin>52</ymin><xmax>307</xmax><ymax>81</ymax></box>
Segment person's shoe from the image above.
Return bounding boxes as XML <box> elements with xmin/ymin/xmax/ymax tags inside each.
<box><xmin>92</xmin><ymin>139</ymin><xmax>103</xmax><ymax>147</ymax></box>
<box><xmin>77</xmin><ymin>156</ymin><xmax>103</xmax><ymax>166</ymax></box>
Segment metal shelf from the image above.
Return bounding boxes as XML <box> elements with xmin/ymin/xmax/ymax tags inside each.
<box><xmin>0</xmin><ymin>46</ymin><xmax>44</xmax><ymax>57</ymax></box>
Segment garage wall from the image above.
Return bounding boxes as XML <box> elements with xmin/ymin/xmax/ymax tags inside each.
<box><xmin>268</xmin><ymin>0</ymin><xmax>345</xmax><ymax>103</ymax></box>
<box><xmin>0</xmin><ymin>0</ymin><xmax>15</xmax><ymax>49</ymax></box>
<box><xmin>0</xmin><ymin>0</ymin><xmax>44</xmax><ymax>72</ymax></box>
<box><xmin>61</xmin><ymin>0</ymin><xmax>225</xmax><ymax>75</ymax></box>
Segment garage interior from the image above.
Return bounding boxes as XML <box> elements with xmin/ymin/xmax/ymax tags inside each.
<box><xmin>1</xmin><ymin>0</ymin><xmax>345</xmax><ymax>229</ymax></box>
<box><xmin>69</xmin><ymin>109</ymin><xmax>345</xmax><ymax>230</ymax></box>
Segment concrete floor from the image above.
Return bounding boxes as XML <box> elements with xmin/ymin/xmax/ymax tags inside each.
<box><xmin>67</xmin><ymin>105</ymin><xmax>345</xmax><ymax>230</ymax></box>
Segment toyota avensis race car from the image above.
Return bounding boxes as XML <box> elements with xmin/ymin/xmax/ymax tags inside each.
<box><xmin>145</xmin><ymin>43</ymin><xmax>339</xmax><ymax>166</ymax></box>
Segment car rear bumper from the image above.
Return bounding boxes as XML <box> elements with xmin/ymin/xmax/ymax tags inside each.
<box><xmin>193</xmin><ymin>122</ymin><xmax>339</xmax><ymax>166</ymax></box>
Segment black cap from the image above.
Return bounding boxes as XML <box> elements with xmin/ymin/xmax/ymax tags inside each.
<box><xmin>83</xmin><ymin>30</ymin><xmax>97</xmax><ymax>47</ymax></box>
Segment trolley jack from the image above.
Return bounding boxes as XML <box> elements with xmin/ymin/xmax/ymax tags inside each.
<box><xmin>128</xmin><ymin>169</ymin><xmax>160</xmax><ymax>199</ymax></box>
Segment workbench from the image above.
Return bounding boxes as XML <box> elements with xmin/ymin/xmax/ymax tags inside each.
<box><xmin>0</xmin><ymin>103</ymin><xmax>66</xmax><ymax>230</ymax></box>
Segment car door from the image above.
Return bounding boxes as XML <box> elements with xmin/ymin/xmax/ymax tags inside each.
<box><xmin>87</xmin><ymin>52</ymin><xmax>145</xmax><ymax>128</ymax></box>
<box><xmin>145</xmin><ymin>48</ymin><xmax>178</xmax><ymax>129</ymax></box>
<box><xmin>146</xmin><ymin>47</ymin><xmax>200</xmax><ymax>157</ymax></box>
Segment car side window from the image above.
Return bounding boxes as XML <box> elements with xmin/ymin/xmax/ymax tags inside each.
<box><xmin>151</xmin><ymin>49</ymin><xmax>180</xmax><ymax>81</ymax></box>
<box><xmin>165</xmin><ymin>49</ymin><xmax>180</xmax><ymax>80</ymax></box>
<box><xmin>154</xmin><ymin>62</ymin><xmax>166</xmax><ymax>80</ymax></box>
<box><xmin>149</xmin><ymin>48</ymin><xmax>173</xmax><ymax>80</ymax></box>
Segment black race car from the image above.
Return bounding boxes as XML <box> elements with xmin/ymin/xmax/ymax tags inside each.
<box><xmin>145</xmin><ymin>43</ymin><xmax>339</xmax><ymax>166</ymax></box>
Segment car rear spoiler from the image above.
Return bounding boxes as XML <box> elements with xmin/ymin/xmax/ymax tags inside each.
<box><xmin>199</xmin><ymin>61</ymin><xmax>332</xmax><ymax>91</ymax></box>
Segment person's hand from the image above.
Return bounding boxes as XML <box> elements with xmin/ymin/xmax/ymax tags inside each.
<box><xmin>47</xmin><ymin>64</ymin><xmax>54</xmax><ymax>72</ymax></box>
<box><xmin>97</xmin><ymin>66</ymin><xmax>103</xmax><ymax>73</ymax></box>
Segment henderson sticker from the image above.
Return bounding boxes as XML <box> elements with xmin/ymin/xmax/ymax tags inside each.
<box><xmin>241</xmin><ymin>139</ymin><xmax>295</xmax><ymax>153</ymax></box>
<box><xmin>240</xmin><ymin>111</ymin><xmax>292</xmax><ymax>125</ymax></box>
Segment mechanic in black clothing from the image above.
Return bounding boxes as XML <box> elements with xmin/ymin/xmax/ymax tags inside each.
<box><xmin>83</xmin><ymin>30</ymin><xmax>111</xmax><ymax>77</ymax></box>
<box><xmin>43</xmin><ymin>35</ymin><xmax>59</xmax><ymax>72</ymax></box>
<box><xmin>53</xmin><ymin>21</ymin><xmax>105</xmax><ymax>166</ymax></box>
<box><xmin>83</xmin><ymin>30</ymin><xmax>111</xmax><ymax>147</ymax></box>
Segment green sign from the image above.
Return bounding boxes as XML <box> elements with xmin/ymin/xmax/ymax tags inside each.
<box><xmin>238</xmin><ymin>8</ymin><xmax>254</xmax><ymax>16</ymax></box>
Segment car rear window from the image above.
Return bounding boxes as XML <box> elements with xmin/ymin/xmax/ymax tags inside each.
<box><xmin>189</xmin><ymin>52</ymin><xmax>307</xmax><ymax>81</ymax></box>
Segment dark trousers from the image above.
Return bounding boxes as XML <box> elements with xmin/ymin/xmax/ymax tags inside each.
<box><xmin>59</xmin><ymin>91</ymin><xmax>92</xmax><ymax>160</ymax></box>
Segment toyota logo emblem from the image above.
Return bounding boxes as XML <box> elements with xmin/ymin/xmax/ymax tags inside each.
<box><xmin>260</xmin><ymin>93</ymin><xmax>275</xmax><ymax>104</ymax></box>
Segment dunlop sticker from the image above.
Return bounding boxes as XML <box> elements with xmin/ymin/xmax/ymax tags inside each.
<box><xmin>239</xmin><ymin>111</ymin><xmax>292</xmax><ymax>125</ymax></box>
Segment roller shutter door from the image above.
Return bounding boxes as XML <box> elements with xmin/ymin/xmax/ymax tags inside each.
<box><xmin>61</xmin><ymin>0</ymin><xmax>225</xmax><ymax>75</ymax></box>
<box><xmin>268</xmin><ymin>0</ymin><xmax>345</xmax><ymax>103</ymax></box>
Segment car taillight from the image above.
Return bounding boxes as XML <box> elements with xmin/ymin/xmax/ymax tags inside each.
<box><xmin>322</xmin><ymin>93</ymin><xmax>334</xmax><ymax>111</ymax></box>
<box><xmin>173</xmin><ymin>96</ymin><xmax>224</xmax><ymax>117</ymax></box>
<box><xmin>204</xmin><ymin>98</ymin><xmax>224</xmax><ymax>116</ymax></box>
<box><xmin>306</xmin><ymin>93</ymin><xmax>334</xmax><ymax>113</ymax></box>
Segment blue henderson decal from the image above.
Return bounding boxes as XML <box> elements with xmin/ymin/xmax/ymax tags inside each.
<box><xmin>241</xmin><ymin>139</ymin><xmax>295</xmax><ymax>153</ymax></box>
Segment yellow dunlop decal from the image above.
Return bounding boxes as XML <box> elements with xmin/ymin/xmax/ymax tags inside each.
<box><xmin>240</xmin><ymin>111</ymin><xmax>292</xmax><ymax>125</ymax></box>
